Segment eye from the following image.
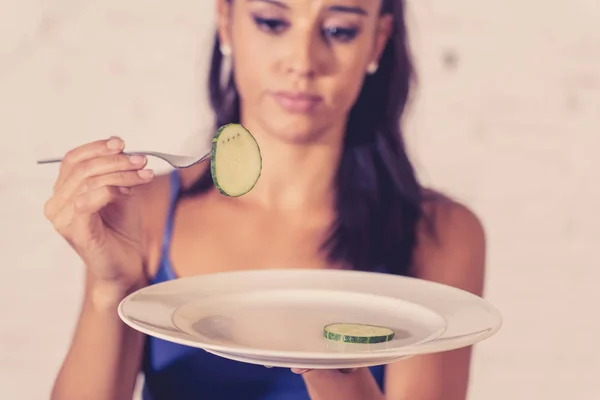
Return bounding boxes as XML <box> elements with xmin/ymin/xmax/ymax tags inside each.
<box><xmin>253</xmin><ymin>16</ymin><xmax>289</xmax><ymax>34</ymax></box>
<box><xmin>323</xmin><ymin>26</ymin><xmax>360</xmax><ymax>43</ymax></box>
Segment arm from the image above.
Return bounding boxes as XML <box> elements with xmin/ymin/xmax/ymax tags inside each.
<box><xmin>384</xmin><ymin>200</ymin><xmax>486</xmax><ymax>400</ymax></box>
<box><xmin>49</xmin><ymin>176</ymin><xmax>170</xmax><ymax>400</ymax></box>
<box><xmin>301</xmin><ymin>200</ymin><xmax>486</xmax><ymax>400</ymax></box>
<box><xmin>50</xmin><ymin>274</ymin><xmax>146</xmax><ymax>400</ymax></box>
<box><xmin>45</xmin><ymin>141</ymin><xmax>173</xmax><ymax>400</ymax></box>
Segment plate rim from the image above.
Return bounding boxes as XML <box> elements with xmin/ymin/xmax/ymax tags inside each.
<box><xmin>204</xmin><ymin>348</ymin><xmax>413</xmax><ymax>369</ymax></box>
<box><xmin>118</xmin><ymin>268</ymin><xmax>503</xmax><ymax>360</ymax></box>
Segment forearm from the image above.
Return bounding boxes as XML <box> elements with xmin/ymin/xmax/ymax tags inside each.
<box><xmin>51</xmin><ymin>284</ymin><xmax>145</xmax><ymax>400</ymax></box>
<box><xmin>303</xmin><ymin>368</ymin><xmax>385</xmax><ymax>400</ymax></box>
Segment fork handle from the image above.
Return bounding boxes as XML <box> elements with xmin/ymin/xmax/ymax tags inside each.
<box><xmin>36</xmin><ymin>158</ymin><xmax>64</xmax><ymax>164</ymax></box>
<box><xmin>37</xmin><ymin>152</ymin><xmax>138</xmax><ymax>165</ymax></box>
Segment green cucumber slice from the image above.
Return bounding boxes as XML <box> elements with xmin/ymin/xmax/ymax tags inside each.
<box><xmin>323</xmin><ymin>323</ymin><xmax>395</xmax><ymax>344</ymax></box>
<box><xmin>210</xmin><ymin>123</ymin><xmax>262</xmax><ymax>197</ymax></box>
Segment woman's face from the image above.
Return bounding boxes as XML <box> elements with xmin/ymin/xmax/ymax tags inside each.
<box><xmin>217</xmin><ymin>0</ymin><xmax>391</xmax><ymax>144</ymax></box>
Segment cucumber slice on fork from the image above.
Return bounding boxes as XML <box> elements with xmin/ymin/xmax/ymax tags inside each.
<box><xmin>210</xmin><ymin>123</ymin><xmax>262</xmax><ymax>197</ymax></box>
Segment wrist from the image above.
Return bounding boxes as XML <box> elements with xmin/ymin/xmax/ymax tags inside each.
<box><xmin>88</xmin><ymin>280</ymin><xmax>145</xmax><ymax>311</ymax></box>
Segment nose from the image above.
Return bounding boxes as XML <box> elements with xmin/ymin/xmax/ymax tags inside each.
<box><xmin>284</xmin><ymin>29</ymin><xmax>319</xmax><ymax>78</ymax></box>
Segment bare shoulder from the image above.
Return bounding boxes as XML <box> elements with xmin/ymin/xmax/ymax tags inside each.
<box><xmin>133</xmin><ymin>165</ymin><xmax>208</xmax><ymax>279</ymax></box>
<box><xmin>413</xmin><ymin>190</ymin><xmax>486</xmax><ymax>296</ymax></box>
<box><xmin>135</xmin><ymin>165</ymin><xmax>208</xmax><ymax>230</ymax></box>
<box><xmin>133</xmin><ymin>172</ymin><xmax>173</xmax><ymax>279</ymax></box>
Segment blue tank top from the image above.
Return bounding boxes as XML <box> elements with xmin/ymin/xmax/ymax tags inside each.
<box><xmin>141</xmin><ymin>171</ymin><xmax>386</xmax><ymax>399</ymax></box>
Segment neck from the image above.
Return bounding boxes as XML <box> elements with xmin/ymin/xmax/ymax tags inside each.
<box><xmin>239</xmin><ymin>119</ymin><xmax>345</xmax><ymax>211</ymax></box>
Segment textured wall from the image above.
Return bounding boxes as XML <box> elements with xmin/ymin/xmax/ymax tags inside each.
<box><xmin>1</xmin><ymin>0</ymin><xmax>598</xmax><ymax>399</ymax></box>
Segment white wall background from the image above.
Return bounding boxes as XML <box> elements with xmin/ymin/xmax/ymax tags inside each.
<box><xmin>1</xmin><ymin>0</ymin><xmax>598</xmax><ymax>399</ymax></box>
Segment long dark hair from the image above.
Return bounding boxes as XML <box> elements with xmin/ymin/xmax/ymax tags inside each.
<box><xmin>184</xmin><ymin>0</ymin><xmax>424</xmax><ymax>277</ymax></box>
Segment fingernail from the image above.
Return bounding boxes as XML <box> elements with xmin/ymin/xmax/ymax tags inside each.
<box><xmin>292</xmin><ymin>369</ymin><xmax>310</xmax><ymax>375</ymax></box>
<box><xmin>129</xmin><ymin>155</ymin><xmax>146</xmax><ymax>165</ymax></box>
<box><xmin>119</xmin><ymin>187</ymin><xmax>131</xmax><ymax>195</ymax></box>
<box><xmin>138</xmin><ymin>169</ymin><xmax>154</xmax><ymax>179</ymax></box>
<box><xmin>107</xmin><ymin>137</ymin><xmax>124</xmax><ymax>150</ymax></box>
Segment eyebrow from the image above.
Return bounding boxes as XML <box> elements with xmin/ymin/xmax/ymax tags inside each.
<box><xmin>248</xmin><ymin>1</ymin><xmax>368</xmax><ymax>16</ymax></box>
<box><xmin>328</xmin><ymin>5</ymin><xmax>368</xmax><ymax>16</ymax></box>
<box><xmin>248</xmin><ymin>0</ymin><xmax>288</xmax><ymax>9</ymax></box>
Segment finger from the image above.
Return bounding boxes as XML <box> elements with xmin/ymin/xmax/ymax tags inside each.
<box><xmin>338</xmin><ymin>368</ymin><xmax>357</xmax><ymax>374</ymax></box>
<box><xmin>46</xmin><ymin>153</ymin><xmax>144</xmax><ymax>219</ymax></box>
<box><xmin>85</xmin><ymin>169</ymin><xmax>154</xmax><ymax>193</ymax></box>
<box><xmin>291</xmin><ymin>368</ymin><xmax>312</xmax><ymax>375</ymax></box>
<box><xmin>73</xmin><ymin>185</ymin><xmax>128</xmax><ymax>215</ymax></box>
<box><xmin>49</xmin><ymin>201</ymin><xmax>75</xmax><ymax>237</ymax></box>
<box><xmin>50</xmin><ymin>184</ymin><xmax>130</xmax><ymax>243</ymax></box>
<box><xmin>55</xmin><ymin>137</ymin><xmax>125</xmax><ymax>190</ymax></box>
<box><xmin>51</xmin><ymin>185</ymin><xmax>125</xmax><ymax>235</ymax></box>
<box><xmin>49</xmin><ymin>154</ymin><xmax>148</xmax><ymax>216</ymax></box>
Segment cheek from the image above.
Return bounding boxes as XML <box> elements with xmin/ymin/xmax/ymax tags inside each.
<box><xmin>327</xmin><ymin>50</ymin><xmax>369</xmax><ymax>111</ymax></box>
<box><xmin>230</xmin><ymin>23</ymin><xmax>276</xmax><ymax>98</ymax></box>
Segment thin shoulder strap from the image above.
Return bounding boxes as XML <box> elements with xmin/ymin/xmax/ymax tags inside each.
<box><xmin>159</xmin><ymin>170</ymin><xmax>182</xmax><ymax>260</ymax></box>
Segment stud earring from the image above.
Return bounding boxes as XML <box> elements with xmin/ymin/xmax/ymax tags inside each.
<box><xmin>366</xmin><ymin>61</ymin><xmax>379</xmax><ymax>75</ymax></box>
<box><xmin>220</xmin><ymin>44</ymin><xmax>232</xmax><ymax>57</ymax></box>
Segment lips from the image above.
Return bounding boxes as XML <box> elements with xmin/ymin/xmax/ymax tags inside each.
<box><xmin>271</xmin><ymin>91</ymin><xmax>323</xmax><ymax>113</ymax></box>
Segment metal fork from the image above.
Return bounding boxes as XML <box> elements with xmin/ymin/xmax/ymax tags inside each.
<box><xmin>36</xmin><ymin>150</ymin><xmax>211</xmax><ymax>169</ymax></box>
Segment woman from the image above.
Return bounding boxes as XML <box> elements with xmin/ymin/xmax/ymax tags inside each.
<box><xmin>44</xmin><ymin>0</ymin><xmax>485</xmax><ymax>399</ymax></box>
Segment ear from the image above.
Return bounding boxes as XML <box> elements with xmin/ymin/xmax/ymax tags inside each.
<box><xmin>216</xmin><ymin>0</ymin><xmax>233</xmax><ymax>51</ymax></box>
<box><xmin>370</xmin><ymin>14</ymin><xmax>393</xmax><ymax>66</ymax></box>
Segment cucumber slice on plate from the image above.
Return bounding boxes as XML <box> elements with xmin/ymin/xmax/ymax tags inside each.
<box><xmin>210</xmin><ymin>123</ymin><xmax>262</xmax><ymax>197</ymax></box>
<box><xmin>323</xmin><ymin>323</ymin><xmax>395</xmax><ymax>344</ymax></box>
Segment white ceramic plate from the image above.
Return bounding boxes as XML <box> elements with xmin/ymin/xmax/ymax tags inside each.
<box><xmin>118</xmin><ymin>269</ymin><xmax>502</xmax><ymax>368</ymax></box>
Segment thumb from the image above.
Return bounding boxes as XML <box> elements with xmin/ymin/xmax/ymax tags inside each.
<box><xmin>291</xmin><ymin>368</ymin><xmax>312</xmax><ymax>375</ymax></box>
